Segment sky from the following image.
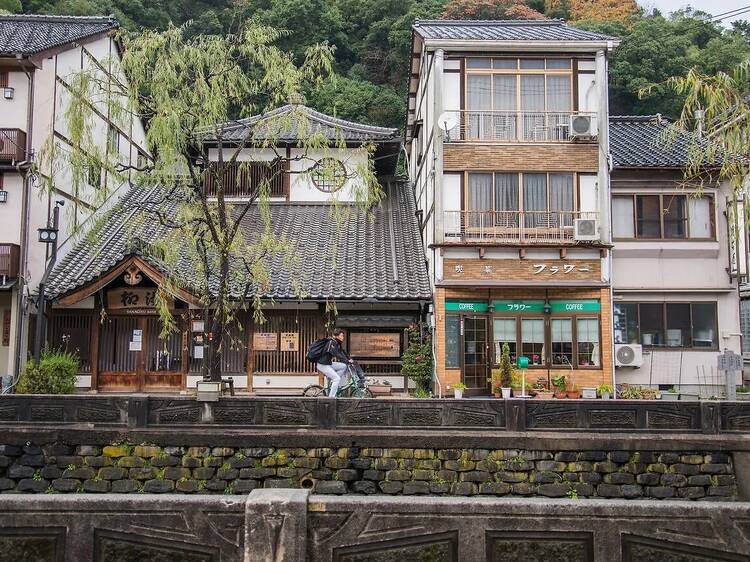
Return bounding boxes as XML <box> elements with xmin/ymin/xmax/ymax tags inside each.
<box><xmin>639</xmin><ymin>1</ymin><xmax>750</xmax><ymax>25</ymax></box>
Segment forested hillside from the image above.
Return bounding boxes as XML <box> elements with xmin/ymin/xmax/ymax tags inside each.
<box><xmin>3</xmin><ymin>0</ymin><xmax>750</xmax><ymax>128</ymax></box>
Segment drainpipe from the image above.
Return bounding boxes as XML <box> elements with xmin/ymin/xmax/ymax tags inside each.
<box><xmin>13</xmin><ymin>61</ymin><xmax>34</xmax><ymax>379</ymax></box>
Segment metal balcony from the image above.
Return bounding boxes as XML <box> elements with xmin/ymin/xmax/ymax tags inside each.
<box><xmin>441</xmin><ymin>111</ymin><xmax>595</xmax><ymax>143</ymax></box>
<box><xmin>0</xmin><ymin>244</ymin><xmax>20</xmax><ymax>279</ymax></box>
<box><xmin>443</xmin><ymin>210</ymin><xmax>599</xmax><ymax>244</ymax></box>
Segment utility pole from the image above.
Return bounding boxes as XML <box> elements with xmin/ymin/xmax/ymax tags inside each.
<box><xmin>33</xmin><ymin>200</ymin><xmax>63</xmax><ymax>363</ymax></box>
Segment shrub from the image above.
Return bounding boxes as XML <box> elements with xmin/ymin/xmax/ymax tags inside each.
<box><xmin>499</xmin><ymin>342</ymin><xmax>514</xmax><ymax>389</ymax></box>
<box><xmin>16</xmin><ymin>348</ymin><xmax>80</xmax><ymax>394</ymax></box>
<box><xmin>401</xmin><ymin>324</ymin><xmax>433</xmax><ymax>393</ymax></box>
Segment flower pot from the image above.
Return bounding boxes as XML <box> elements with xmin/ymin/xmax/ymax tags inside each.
<box><xmin>535</xmin><ymin>391</ymin><xmax>554</xmax><ymax>400</ymax></box>
<box><xmin>660</xmin><ymin>392</ymin><xmax>679</xmax><ymax>401</ymax></box>
<box><xmin>493</xmin><ymin>392</ymin><xmax>501</xmax><ymax>398</ymax></box>
<box><xmin>454</xmin><ymin>389</ymin><xmax>463</xmax><ymax>399</ymax></box>
<box><xmin>553</xmin><ymin>391</ymin><xmax>567</xmax><ymax>399</ymax></box>
<box><xmin>501</xmin><ymin>387</ymin><xmax>512</xmax><ymax>399</ymax></box>
<box><xmin>737</xmin><ymin>392</ymin><xmax>750</xmax><ymax>401</ymax></box>
<box><xmin>600</xmin><ymin>391</ymin><xmax>611</xmax><ymax>400</ymax></box>
<box><xmin>581</xmin><ymin>387</ymin><xmax>597</xmax><ymax>399</ymax></box>
<box><xmin>369</xmin><ymin>384</ymin><xmax>391</xmax><ymax>395</ymax></box>
<box><xmin>566</xmin><ymin>390</ymin><xmax>581</xmax><ymax>399</ymax></box>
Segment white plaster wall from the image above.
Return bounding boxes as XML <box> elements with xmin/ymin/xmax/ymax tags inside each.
<box><xmin>1</xmin><ymin>70</ymin><xmax>30</xmax><ymax>130</ymax></box>
<box><xmin>0</xmin><ymin>173</ymin><xmax>24</xmax><ymax>245</ymax></box>
<box><xmin>579</xmin><ymin>173</ymin><xmax>598</xmax><ymax>214</ymax></box>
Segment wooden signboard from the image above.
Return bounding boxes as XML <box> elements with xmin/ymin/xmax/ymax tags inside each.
<box><xmin>107</xmin><ymin>288</ymin><xmax>173</xmax><ymax>312</ymax></box>
<box><xmin>349</xmin><ymin>333</ymin><xmax>401</xmax><ymax>358</ymax></box>
<box><xmin>444</xmin><ymin>258</ymin><xmax>601</xmax><ymax>282</ymax></box>
<box><xmin>253</xmin><ymin>332</ymin><xmax>278</xmax><ymax>351</ymax></box>
<box><xmin>280</xmin><ymin>332</ymin><xmax>299</xmax><ymax>352</ymax></box>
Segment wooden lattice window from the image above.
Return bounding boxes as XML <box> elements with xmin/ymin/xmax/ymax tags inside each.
<box><xmin>311</xmin><ymin>158</ymin><xmax>346</xmax><ymax>193</ymax></box>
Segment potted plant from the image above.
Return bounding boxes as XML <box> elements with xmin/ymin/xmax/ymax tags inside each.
<box><xmin>552</xmin><ymin>374</ymin><xmax>567</xmax><ymax>399</ymax></box>
<box><xmin>499</xmin><ymin>343</ymin><xmax>514</xmax><ymax>399</ymax></box>
<box><xmin>597</xmin><ymin>383</ymin><xmax>613</xmax><ymax>400</ymax></box>
<box><xmin>367</xmin><ymin>378</ymin><xmax>392</xmax><ymax>395</ymax></box>
<box><xmin>660</xmin><ymin>386</ymin><xmax>679</xmax><ymax>401</ymax></box>
<box><xmin>533</xmin><ymin>381</ymin><xmax>553</xmax><ymax>400</ymax></box>
<box><xmin>489</xmin><ymin>368</ymin><xmax>502</xmax><ymax>398</ymax></box>
<box><xmin>452</xmin><ymin>382</ymin><xmax>466</xmax><ymax>399</ymax></box>
<box><xmin>737</xmin><ymin>386</ymin><xmax>750</xmax><ymax>401</ymax></box>
<box><xmin>566</xmin><ymin>381</ymin><xmax>581</xmax><ymax>400</ymax></box>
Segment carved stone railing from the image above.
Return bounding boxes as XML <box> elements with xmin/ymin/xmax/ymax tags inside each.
<box><xmin>0</xmin><ymin>395</ymin><xmax>747</xmax><ymax>434</ymax></box>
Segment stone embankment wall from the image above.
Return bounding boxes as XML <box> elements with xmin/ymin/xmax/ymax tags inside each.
<box><xmin>0</xmin><ymin>442</ymin><xmax>737</xmax><ymax>500</ymax></box>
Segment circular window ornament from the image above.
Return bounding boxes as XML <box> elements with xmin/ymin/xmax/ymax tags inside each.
<box><xmin>311</xmin><ymin>158</ymin><xmax>346</xmax><ymax>193</ymax></box>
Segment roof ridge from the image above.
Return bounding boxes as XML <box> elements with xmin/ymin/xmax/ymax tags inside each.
<box><xmin>610</xmin><ymin>115</ymin><xmax>672</xmax><ymax>124</ymax></box>
<box><xmin>414</xmin><ymin>19</ymin><xmax>566</xmax><ymax>26</ymax></box>
<box><xmin>0</xmin><ymin>14</ymin><xmax>118</xmax><ymax>23</ymax></box>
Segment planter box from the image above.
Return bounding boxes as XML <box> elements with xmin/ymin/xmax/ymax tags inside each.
<box><xmin>581</xmin><ymin>387</ymin><xmax>597</xmax><ymax>399</ymax></box>
<box><xmin>369</xmin><ymin>385</ymin><xmax>391</xmax><ymax>395</ymax></box>
<box><xmin>737</xmin><ymin>392</ymin><xmax>750</xmax><ymax>401</ymax></box>
<box><xmin>679</xmin><ymin>393</ymin><xmax>700</xmax><ymax>401</ymax></box>
<box><xmin>660</xmin><ymin>392</ymin><xmax>679</xmax><ymax>401</ymax></box>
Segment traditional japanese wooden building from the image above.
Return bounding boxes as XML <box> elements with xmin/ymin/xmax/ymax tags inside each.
<box><xmin>43</xmin><ymin>105</ymin><xmax>431</xmax><ymax>394</ymax></box>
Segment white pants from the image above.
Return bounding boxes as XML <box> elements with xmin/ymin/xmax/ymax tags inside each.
<box><xmin>316</xmin><ymin>362</ymin><xmax>348</xmax><ymax>397</ymax></box>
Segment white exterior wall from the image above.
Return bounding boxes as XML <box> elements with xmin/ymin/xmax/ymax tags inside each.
<box><xmin>612</xmin><ymin>179</ymin><xmax>742</xmax><ymax>390</ymax></box>
<box><xmin>2</xmin><ymin>69</ymin><xmax>30</xmax><ymax>129</ymax></box>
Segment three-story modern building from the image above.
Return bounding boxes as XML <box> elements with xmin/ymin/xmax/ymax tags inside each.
<box><xmin>0</xmin><ymin>15</ymin><xmax>149</xmax><ymax>382</ymax></box>
<box><xmin>407</xmin><ymin>19</ymin><xmax>619</xmax><ymax>395</ymax></box>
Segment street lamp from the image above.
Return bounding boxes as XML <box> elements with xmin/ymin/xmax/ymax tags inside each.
<box><xmin>37</xmin><ymin>226</ymin><xmax>58</xmax><ymax>243</ymax></box>
<box><xmin>33</xmin><ymin>200</ymin><xmax>64</xmax><ymax>362</ymax></box>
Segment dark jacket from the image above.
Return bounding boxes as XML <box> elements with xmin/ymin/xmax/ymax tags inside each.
<box><xmin>318</xmin><ymin>338</ymin><xmax>349</xmax><ymax>365</ymax></box>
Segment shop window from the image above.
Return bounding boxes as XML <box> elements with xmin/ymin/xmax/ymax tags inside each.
<box><xmin>521</xmin><ymin>318</ymin><xmax>545</xmax><ymax>366</ymax></box>
<box><xmin>445</xmin><ymin>315</ymin><xmax>460</xmax><ymax>368</ymax></box>
<box><xmin>493</xmin><ymin>318</ymin><xmax>517</xmax><ymax>364</ymax></box>
<box><xmin>692</xmin><ymin>303</ymin><xmax>717</xmax><ymax>348</ymax></box>
<box><xmin>613</xmin><ymin>302</ymin><xmax>638</xmax><ymax>344</ymax></box>
<box><xmin>615</xmin><ymin>302</ymin><xmax>718</xmax><ymax>350</ymax></box>
<box><xmin>551</xmin><ymin>318</ymin><xmax>573</xmax><ymax>366</ymax></box>
<box><xmin>666</xmin><ymin>303</ymin><xmax>691</xmax><ymax>347</ymax></box>
<box><xmin>576</xmin><ymin>318</ymin><xmax>600</xmax><ymax>367</ymax></box>
<box><xmin>639</xmin><ymin>303</ymin><xmax>664</xmax><ymax>347</ymax></box>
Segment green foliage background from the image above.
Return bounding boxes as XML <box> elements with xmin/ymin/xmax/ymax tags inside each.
<box><xmin>8</xmin><ymin>1</ymin><xmax>750</xmax><ymax>126</ymax></box>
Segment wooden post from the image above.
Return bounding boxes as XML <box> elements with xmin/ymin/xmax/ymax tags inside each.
<box><xmin>89</xmin><ymin>307</ymin><xmax>100</xmax><ymax>392</ymax></box>
<box><xmin>136</xmin><ymin>316</ymin><xmax>146</xmax><ymax>392</ymax></box>
<box><xmin>181</xmin><ymin>312</ymin><xmax>189</xmax><ymax>391</ymax></box>
<box><xmin>246</xmin><ymin>312</ymin><xmax>254</xmax><ymax>393</ymax></box>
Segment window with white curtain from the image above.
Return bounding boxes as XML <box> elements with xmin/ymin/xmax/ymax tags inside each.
<box><xmin>576</xmin><ymin>318</ymin><xmax>600</xmax><ymax>366</ymax></box>
<box><xmin>467</xmin><ymin>172</ymin><xmax>575</xmax><ymax>219</ymax></box>
<box><xmin>551</xmin><ymin>318</ymin><xmax>573</xmax><ymax>366</ymax></box>
<box><xmin>493</xmin><ymin>318</ymin><xmax>517</xmax><ymax>364</ymax></box>
<box><xmin>612</xmin><ymin>194</ymin><xmax>714</xmax><ymax>240</ymax></box>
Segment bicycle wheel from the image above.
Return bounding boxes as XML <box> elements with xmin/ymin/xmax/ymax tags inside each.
<box><xmin>302</xmin><ymin>385</ymin><xmax>326</xmax><ymax>397</ymax></box>
<box><xmin>351</xmin><ymin>386</ymin><xmax>373</xmax><ymax>399</ymax></box>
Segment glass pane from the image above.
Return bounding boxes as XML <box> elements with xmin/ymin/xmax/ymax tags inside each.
<box><xmin>466</xmin><ymin>58</ymin><xmax>491</xmax><ymax>69</ymax></box>
<box><xmin>467</xmin><ymin>75</ymin><xmax>492</xmax><ymax>138</ymax></box>
<box><xmin>665</xmin><ymin>303</ymin><xmax>691</xmax><ymax>347</ymax></box>
<box><xmin>521</xmin><ymin>318</ymin><xmax>545</xmax><ymax>365</ymax></box>
<box><xmin>551</xmin><ymin>318</ymin><xmax>573</xmax><ymax>366</ymax></box>
<box><xmin>614</xmin><ymin>303</ymin><xmax>638</xmax><ymax>344</ymax></box>
<box><xmin>692</xmin><ymin>303</ymin><xmax>717</xmax><ymax>348</ymax></box>
<box><xmin>640</xmin><ymin>303</ymin><xmax>664</xmax><ymax>347</ymax></box>
<box><xmin>546</xmin><ymin>58</ymin><xmax>572</xmax><ymax>69</ymax></box>
<box><xmin>663</xmin><ymin>195</ymin><xmax>687</xmax><ymax>238</ymax></box>
<box><xmin>493</xmin><ymin>58</ymin><xmax>517</xmax><ymax>69</ymax></box>
<box><xmin>523</xmin><ymin>173</ymin><xmax>548</xmax><ymax>228</ymax></box>
<box><xmin>494</xmin><ymin>173</ymin><xmax>519</xmax><ymax>218</ymax></box>
<box><xmin>546</xmin><ymin>75</ymin><xmax>571</xmax><ymax>112</ymax></box>
<box><xmin>613</xmin><ymin>196</ymin><xmax>635</xmax><ymax>238</ymax></box>
<box><xmin>493</xmin><ymin>318</ymin><xmax>517</xmax><ymax>364</ymax></box>
<box><xmin>445</xmin><ymin>315</ymin><xmax>460</xmax><ymax>368</ymax></box>
<box><xmin>689</xmin><ymin>197</ymin><xmax>712</xmax><ymax>238</ymax></box>
<box><xmin>520</xmin><ymin>75</ymin><xmax>545</xmax><ymax>111</ymax></box>
<box><xmin>577</xmin><ymin>318</ymin><xmax>600</xmax><ymax>366</ymax></box>
<box><xmin>636</xmin><ymin>195</ymin><xmax>662</xmax><ymax>238</ymax></box>
<box><xmin>492</xmin><ymin>75</ymin><xmax>517</xmax><ymax>140</ymax></box>
<box><xmin>467</xmin><ymin>173</ymin><xmax>493</xmax><ymax>227</ymax></box>
<box><xmin>520</xmin><ymin>59</ymin><xmax>545</xmax><ymax>69</ymax></box>
<box><xmin>550</xmin><ymin>173</ymin><xmax>574</xmax><ymax>228</ymax></box>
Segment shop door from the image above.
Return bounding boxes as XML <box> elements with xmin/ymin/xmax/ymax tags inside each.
<box><xmin>463</xmin><ymin>316</ymin><xmax>490</xmax><ymax>395</ymax></box>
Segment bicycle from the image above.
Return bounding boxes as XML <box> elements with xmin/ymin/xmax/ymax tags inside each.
<box><xmin>302</xmin><ymin>364</ymin><xmax>373</xmax><ymax>398</ymax></box>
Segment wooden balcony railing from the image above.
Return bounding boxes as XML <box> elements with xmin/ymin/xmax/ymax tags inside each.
<box><xmin>441</xmin><ymin>111</ymin><xmax>596</xmax><ymax>142</ymax></box>
<box><xmin>444</xmin><ymin>210</ymin><xmax>600</xmax><ymax>244</ymax></box>
<box><xmin>0</xmin><ymin>129</ymin><xmax>26</xmax><ymax>163</ymax></box>
<box><xmin>0</xmin><ymin>244</ymin><xmax>20</xmax><ymax>279</ymax></box>
<box><xmin>203</xmin><ymin>160</ymin><xmax>287</xmax><ymax>198</ymax></box>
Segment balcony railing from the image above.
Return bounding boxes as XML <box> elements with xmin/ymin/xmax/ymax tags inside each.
<box><xmin>0</xmin><ymin>244</ymin><xmax>20</xmax><ymax>279</ymax></box>
<box><xmin>444</xmin><ymin>210</ymin><xmax>599</xmax><ymax>244</ymax></box>
<box><xmin>442</xmin><ymin>111</ymin><xmax>595</xmax><ymax>142</ymax></box>
<box><xmin>0</xmin><ymin>129</ymin><xmax>27</xmax><ymax>163</ymax></box>
<box><xmin>203</xmin><ymin>160</ymin><xmax>287</xmax><ymax>198</ymax></box>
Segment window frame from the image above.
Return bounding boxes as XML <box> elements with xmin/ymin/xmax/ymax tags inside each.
<box><xmin>612</xmin><ymin>193</ymin><xmax>716</xmax><ymax>241</ymax></box>
<box><xmin>465</xmin><ymin>171</ymin><xmax>579</xmax><ymax>215</ymax></box>
<box><xmin>613</xmin><ymin>301</ymin><xmax>719</xmax><ymax>351</ymax></box>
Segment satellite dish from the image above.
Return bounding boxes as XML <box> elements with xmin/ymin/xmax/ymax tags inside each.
<box><xmin>438</xmin><ymin>112</ymin><xmax>459</xmax><ymax>139</ymax></box>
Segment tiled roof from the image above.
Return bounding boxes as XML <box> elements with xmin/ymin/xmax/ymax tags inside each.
<box><xmin>0</xmin><ymin>14</ymin><xmax>118</xmax><ymax>56</ymax></box>
<box><xmin>609</xmin><ymin>115</ymin><xmax>705</xmax><ymax>168</ymax></box>
<box><xmin>215</xmin><ymin>104</ymin><xmax>400</xmax><ymax>144</ymax></box>
<box><xmin>413</xmin><ymin>19</ymin><xmax>615</xmax><ymax>42</ymax></box>
<box><xmin>46</xmin><ymin>182</ymin><xmax>431</xmax><ymax>303</ymax></box>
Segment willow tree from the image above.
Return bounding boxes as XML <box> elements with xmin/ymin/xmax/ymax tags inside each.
<box><xmin>39</xmin><ymin>23</ymin><xmax>382</xmax><ymax>381</ymax></box>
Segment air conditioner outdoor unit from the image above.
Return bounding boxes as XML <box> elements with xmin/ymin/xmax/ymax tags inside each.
<box><xmin>574</xmin><ymin>218</ymin><xmax>599</xmax><ymax>241</ymax></box>
<box><xmin>615</xmin><ymin>344</ymin><xmax>644</xmax><ymax>368</ymax></box>
<box><xmin>569</xmin><ymin>113</ymin><xmax>598</xmax><ymax>138</ymax></box>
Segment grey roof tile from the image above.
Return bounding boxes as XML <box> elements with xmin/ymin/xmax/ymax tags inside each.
<box><xmin>46</xmin><ymin>182</ymin><xmax>431</xmax><ymax>303</ymax></box>
<box><xmin>413</xmin><ymin>19</ymin><xmax>615</xmax><ymax>42</ymax></box>
<box><xmin>0</xmin><ymin>14</ymin><xmax>118</xmax><ymax>56</ymax></box>
<box><xmin>609</xmin><ymin>115</ymin><xmax>704</xmax><ymax>168</ymax></box>
<box><xmin>215</xmin><ymin>104</ymin><xmax>400</xmax><ymax>144</ymax></box>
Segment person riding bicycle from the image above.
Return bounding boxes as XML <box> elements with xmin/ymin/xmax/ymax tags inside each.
<box><xmin>316</xmin><ymin>329</ymin><xmax>352</xmax><ymax>397</ymax></box>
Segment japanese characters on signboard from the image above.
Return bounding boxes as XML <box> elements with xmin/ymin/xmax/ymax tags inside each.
<box><xmin>253</xmin><ymin>332</ymin><xmax>278</xmax><ymax>351</ymax></box>
<box><xmin>107</xmin><ymin>288</ymin><xmax>173</xmax><ymax>313</ymax></box>
<box><xmin>280</xmin><ymin>332</ymin><xmax>299</xmax><ymax>352</ymax></box>
<box><xmin>444</xmin><ymin>259</ymin><xmax>599</xmax><ymax>281</ymax></box>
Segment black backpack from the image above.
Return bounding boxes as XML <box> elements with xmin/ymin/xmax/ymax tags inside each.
<box><xmin>306</xmin><ymin>338</ymin><xmax>329</xmax><ymax>363</ymax></box>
